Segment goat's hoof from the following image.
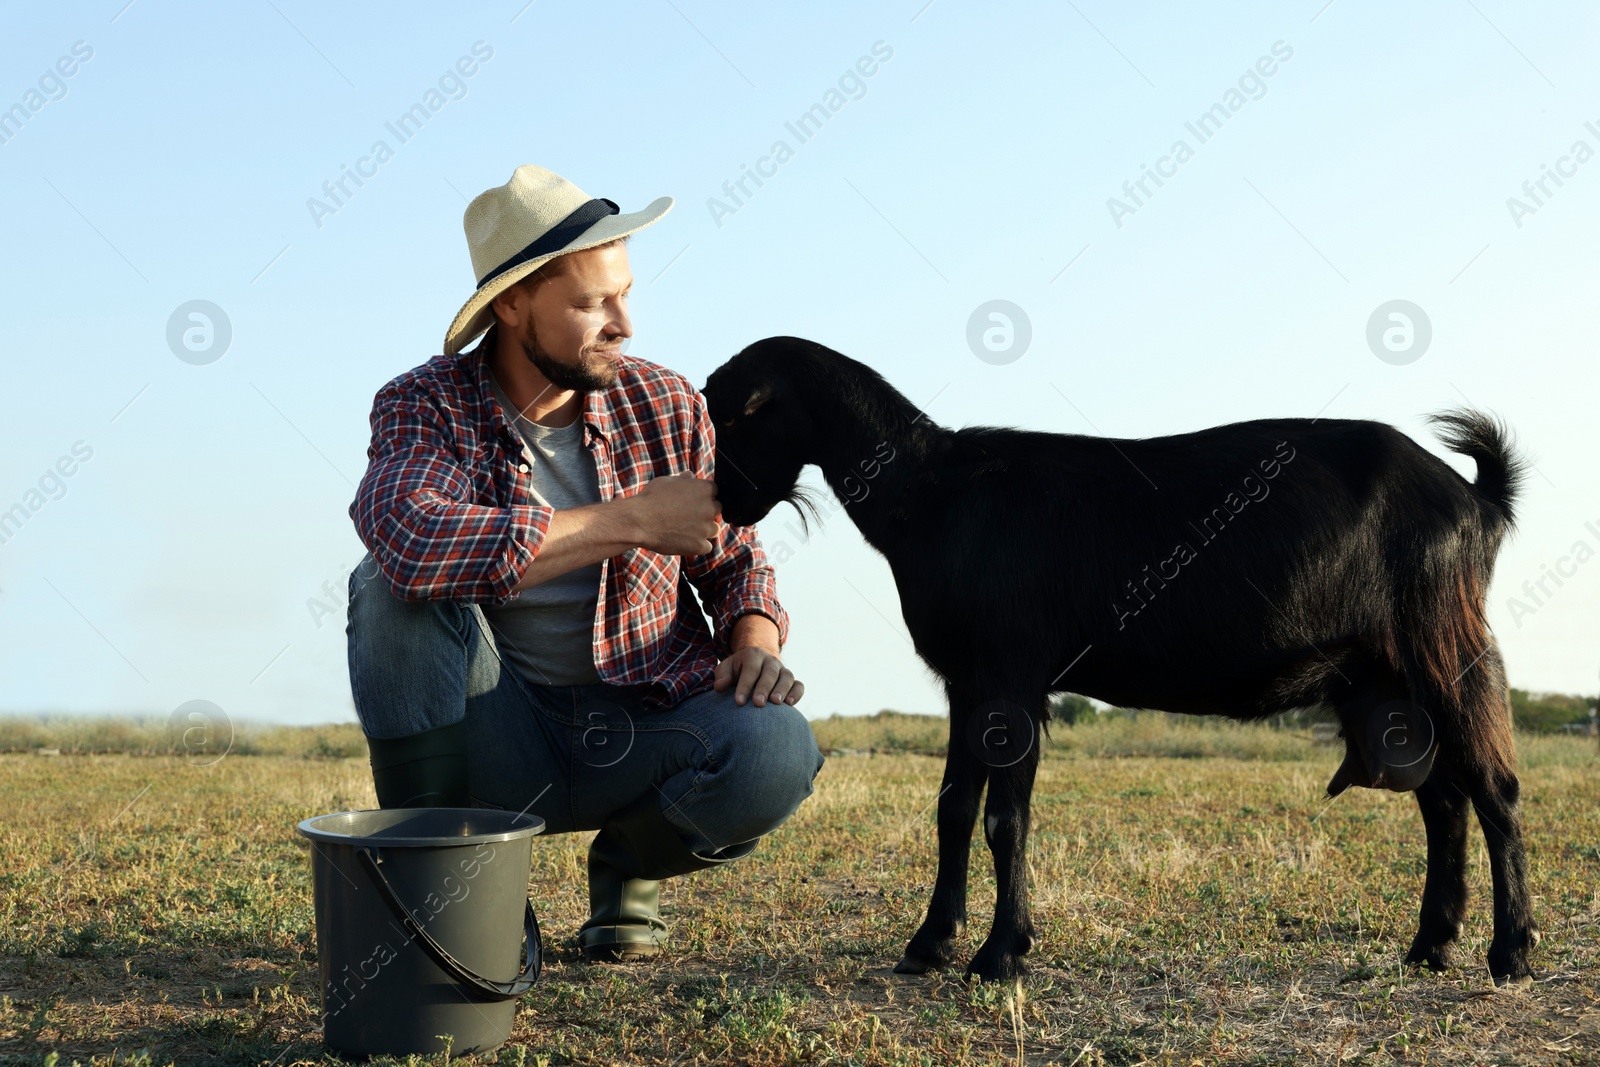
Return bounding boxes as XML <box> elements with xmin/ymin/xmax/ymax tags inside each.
<box><xmin>1488</xmin><ymin>925</ymin><xmax>1540</xmax><ymax>986</ymax></box>
<box><xmin>1488</xmin><ymin>951</ymin><xmax>1536</xmax><ymax>986</ymax></box>
<box><xmin>1403</xmin><ymin>939</ymin><xmax>1459</xmax><ymax>972</ymax></box>
<box><xmin>1488</xmin><ymin>949</ymin><xmax>1536</xmax><ymax>987</ymax></box>
<box><xmin>965</xmin><ymin>945</ymin><xmax>1027</xmax><ymax>983</ymax></box>
<box><xmin>892</xmin><ymin>954</ymin><xmax>943</xmax><ymax>975</ymax></box>
<box><xmin>898</xmin><ymin>928</ymin><xmax>960</xmax><ymax>975</ymax></box>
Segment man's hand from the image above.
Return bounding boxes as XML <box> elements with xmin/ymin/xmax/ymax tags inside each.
<box><xmin>715</xmin><ymin>647</ymin><xmax>803</xmax><ymax>707</ymax></box>
<box><xmin>623</xmin><ymin>475</ymin><xmax>721</xmax><ymax>556</ymax></box>
<box><xmin>714</xmin><ymin>613</ymin><xmax>803</xmax><ymax>707</ymax></box>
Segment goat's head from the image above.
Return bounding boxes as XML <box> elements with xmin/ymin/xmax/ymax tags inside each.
<box><xmin>702</xmin><ymin>338</ymin><xmax>821</xmax><ymax>527</ymax></box>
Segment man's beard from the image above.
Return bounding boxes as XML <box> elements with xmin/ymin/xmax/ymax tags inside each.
<box><xmin>520</xmin><ymin>322</ymin><xmax>619</xmax><ymax>392</ymax></box>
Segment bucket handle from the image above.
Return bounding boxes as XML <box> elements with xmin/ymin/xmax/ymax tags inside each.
<box><xmin>357</xmin><ymin>847</ymin><xmax>542</xmax><ymax>1000</ymax></box>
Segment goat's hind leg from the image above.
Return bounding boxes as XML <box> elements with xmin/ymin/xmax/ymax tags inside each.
<box><xmin>1405</xmin><ymin>771</ymin><xmax>1471</xmax><ymax>971</ymax></box>
<box><xmin>895</xmin><ymin>717</ymin><xmax>987</xmax><ymax>974</ymax></box>
<box><xmin>1408</xmin><ymin>764</ymin><xmax>1540</xmax><ymax>982</ymax></box>
<box><xmin>1468</xmin><ymin>766</ymin><xmax>1540</xmax><ymax>984</ymax></box>
<box><xmin>1460</xmin><ymin>640</ymin><xmax>1539</xmax><ymax>983</ymax></box>
<box><xmin>1409</xmin><ymin>640</ymin><xmax>1538</xmax><ymax>982</ymax></box>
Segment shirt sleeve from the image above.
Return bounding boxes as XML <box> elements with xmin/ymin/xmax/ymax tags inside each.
<box><xmin>680</xmin><ymin>389</ymin><xmax>791</xmax><ymax>651</ymax></box>
<box><xmin>349</xmin><ymin>377</ymin><xmax>553</xmax><ymax>603</ymax></box>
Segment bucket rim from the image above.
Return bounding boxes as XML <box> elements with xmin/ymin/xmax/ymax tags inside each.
<box><xmin>296</xmin><ymin>807</ymin><xmax>546</xmax><ymax>848</ymax></box>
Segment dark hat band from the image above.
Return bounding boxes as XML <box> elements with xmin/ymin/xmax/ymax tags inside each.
<box><xmin>476</xmin><ymin>197</ymin><xmax>620</xmax><ymax>289</ymax></box>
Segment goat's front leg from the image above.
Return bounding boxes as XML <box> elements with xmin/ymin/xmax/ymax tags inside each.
<box><xmin>967</xmin><ymin>733</ymin><xmax>1041</xmax><ymax>981</ymax></box>
<box><xmin>894</xmin><ymin>729</ymin><xmax>987</xmax><ymax>974</ymax></box>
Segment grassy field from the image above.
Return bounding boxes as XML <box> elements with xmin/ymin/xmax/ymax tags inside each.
<box><xmin>1</xmin><ymin>714</ymin><xmax>1597</xmax><ymax>1066</ymax></box>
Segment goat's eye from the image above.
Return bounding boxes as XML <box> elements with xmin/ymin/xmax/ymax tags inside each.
<box><xmin>722</xmin><ymin>418</ymin><xmax>735</xmax><ymax>428</ymax></box>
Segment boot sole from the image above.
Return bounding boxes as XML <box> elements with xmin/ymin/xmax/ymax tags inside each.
<box><xmin>581</xmin><ymin>942</ymin><xmax>664</xmax><ymax>963</ymax></box>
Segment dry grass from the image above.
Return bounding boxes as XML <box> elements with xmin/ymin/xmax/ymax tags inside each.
<box><xmin>0</xmin><ymin>716</ymin><xmax>367</xmax><ymax>759</ymax></box>
<box><xmin>812</xmin><ymin>710</ymin><xmax>1597</xmax><ymax>768</ymax></box>
<box><xmin>1</xmin><ymin>718</ymin><xmax>1597</xmax><ymax>1066</ymax></box>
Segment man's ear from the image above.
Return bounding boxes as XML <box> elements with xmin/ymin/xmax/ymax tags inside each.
<box><xmin>490</xmin><ymin>273</ymin><xmax>541</xmax><ymax>328</ymax></box>
<box><xmin>743</xmin><ymin>381</ymin><xmax>773</xmax><ymax>416</ymax></box>
<box><xmin>489</xmin><ymin>286</ymin><xmax>521</xmax><ymax>329</ymax></box>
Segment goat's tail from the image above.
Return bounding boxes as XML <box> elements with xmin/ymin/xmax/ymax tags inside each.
<box><xmin>1428</xmin><ymin>408</ymin><xmax>1528</xmax><ymax>532</ymax></box>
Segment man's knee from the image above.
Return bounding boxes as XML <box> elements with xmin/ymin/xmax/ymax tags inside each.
<box><xmin>346</xmin><ymin>553</ymin><xmax>477</xmax><ymax>739</ymax></box>
<box><xmin>716</xmin><ymin>700</ymin><xmax>825</xmax><ymax>834</ymax></box>
<box><xmin>348</xmin><ymin>553</ymin><xmax>407</xmax><ymax>632</ymax></box>
<box><xmin>347</xmin><ymin>554</ymin><xmax>467</xmax><ymax>640</ymax></box>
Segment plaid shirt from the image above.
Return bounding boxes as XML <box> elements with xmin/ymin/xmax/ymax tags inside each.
<box><xmin>348</xmin><ymin>337</ymin><xmax>789</xmax><ymax>710</ymax></box>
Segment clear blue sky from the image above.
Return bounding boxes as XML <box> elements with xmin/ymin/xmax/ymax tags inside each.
<box><xmin>2</xmin><ymin>1</ymin><xmax>1596</xmax><ymax>726</ymax></box>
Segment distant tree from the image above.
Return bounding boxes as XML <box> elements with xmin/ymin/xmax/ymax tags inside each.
<box><xmin>1047</xmin><ymin>692</ymin><xmax>1095</xmax><ymax>725</ymax></box>
<box><xmin>1509</xmin><ymin>688</ymin><xmax>1597</xmax><ymax>733</ymax></box>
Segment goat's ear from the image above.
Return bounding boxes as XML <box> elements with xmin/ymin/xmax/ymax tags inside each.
<box><xmin>742</xmin><ymin>381</ymin><xmax>773</xmax><ymax>417</ymax></box>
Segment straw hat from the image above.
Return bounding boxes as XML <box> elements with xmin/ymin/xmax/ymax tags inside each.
<box><xmin>443</xmin><ymin>164</ymin><xmax>674</xmax><ymax>356</ymax></box>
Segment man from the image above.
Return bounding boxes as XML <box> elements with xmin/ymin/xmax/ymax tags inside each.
<box><xmin>345</xmin><ymin>164</ymin><xmax>825</xmax><ymax>962</ymax></box>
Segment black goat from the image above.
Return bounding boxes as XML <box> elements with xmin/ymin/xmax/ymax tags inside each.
<box><xmin>702</xmin><ymin>335</ymin><xmax>1539</xmax><ymax>984</ymax></box>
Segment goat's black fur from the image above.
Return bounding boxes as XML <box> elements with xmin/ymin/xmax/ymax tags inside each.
<box><xmin>703</xmin><ymin>336</ymin><xmax>1538</xmax><ymax>984</ymax></box>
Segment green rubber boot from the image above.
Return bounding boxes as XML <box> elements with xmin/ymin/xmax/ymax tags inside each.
<box><xmin>579</xmin><ymin>851</ymin><xmax>667</xmax><ymax>963</ymax></box>
<box><xmin>365</xmin><ymin>720</ymin><xmax>469</xmax><ymax>809</ymax></box>
<box><xmin>577</xmin><ymin>792</ymin><xmax>761</xmax><ymax>962</ymax></box>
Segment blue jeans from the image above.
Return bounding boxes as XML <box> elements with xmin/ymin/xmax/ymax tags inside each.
<box><xmin>345</xmin><ymin>555</ymin><xmax>825</xmax><ymax>857</ymax></box>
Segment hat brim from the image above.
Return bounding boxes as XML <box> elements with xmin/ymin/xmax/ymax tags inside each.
<box><xmin>443</xmin><ymin>195</ymin><xmax>675</xmax><ymax>357</ymax></box>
